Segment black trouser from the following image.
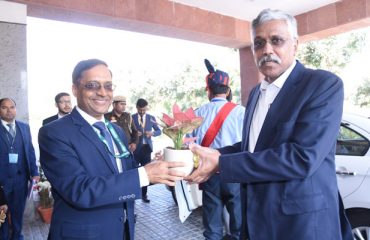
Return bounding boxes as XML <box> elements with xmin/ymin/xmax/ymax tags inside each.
<box><xmin>134</xmin><ymin>144</ymin><xmax>152</xmax><ymax>198</ymax></box>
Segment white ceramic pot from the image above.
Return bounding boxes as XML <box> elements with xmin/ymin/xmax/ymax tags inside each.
<box><xmin>163</xmin><ymin>147</ymin><xmax>194</xmax><ymax>176</ymax></box>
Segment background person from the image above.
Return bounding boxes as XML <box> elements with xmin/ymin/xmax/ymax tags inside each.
<box><xmin>42</xmin><ymin>92</ymin><xmax>72</xmax><ymax>125</ymax></box>
<box><xmin>38</xmin><ymin>59</ymin><xmax>184</xmax><ymax>240</ymax></box>
<box><xmin>186</xmin><ymin>9</ymin><xmax>353</xmax><ymax>240</ymax></box>
<box><xmin>132</xmin><ymin>98</ymin><xmax>161</xmax><ymax>203</ymax></box>
<box><xmin>189</xmin><ymin>59</ymin><xmax>244</xmax><ymax>240</ymax></box>
<box><xmin>105</xmin><ymin>95</ymin><xmax>138</xmax><ymax>152</ymax></box>
<box><xmin>0</xmin><ymin>98</ymin><xmax>39</xmax><ymax>240</ymax></box>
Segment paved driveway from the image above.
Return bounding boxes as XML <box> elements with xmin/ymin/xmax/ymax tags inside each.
<box><xmin>23</xmin><ymin>183</ymin><xmax>204</xmax><ymax>239</ymax></box>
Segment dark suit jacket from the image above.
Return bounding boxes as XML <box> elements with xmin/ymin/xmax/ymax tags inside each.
<box><xmin>218</xmin><ymin>61</ymin><xmax>352</xmax><ymax>239</ymax></box>
<box><xmin>38</xmin><ymin>108</ymin><xmax>141</xmax><ymax>240</ymax></box>
<box><xmin>42</xmin><ymin>114</ymin><xmax>58</xmax><ymax>126</ymax></box>
<box><xmin>0</xmin><ymin>120</ymin><xmax>38</xmax><ymax>186</ymax></box>
<box><xmin>132</xmin><ymin>113</ymin><xmax>161</xmax><ymax>152</ymax></box>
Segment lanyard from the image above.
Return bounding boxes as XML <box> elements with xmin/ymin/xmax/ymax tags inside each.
<box><xmin>3</xmin><ymin>126</ymin><xmax>15</xmax><ymax>151</ymax></box>
<box><xmin>95</xmin><ymin>120</ymin><xmax>130</xmax><ymax>158</ymax></box>
<box><xmin>6</xmin><ymin>133</ymin><xmax>15</xmax><ymax>152</ymax></box>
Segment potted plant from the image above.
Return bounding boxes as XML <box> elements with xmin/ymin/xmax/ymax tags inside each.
<box><xmin>35</xmin><ymin>180</ymin><xmax>53</xmax><ymax>224</ymax></box>
<box><xmin>159</xmin><ymin>103</ymin><xmax>203</xmax><ymax>175</ymax></box>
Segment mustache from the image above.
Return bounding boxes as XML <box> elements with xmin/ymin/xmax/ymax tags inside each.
<box><xmin>258</xmin><ymin>55</ymin><xmax>282</xmax><ymax>67</ymax></box>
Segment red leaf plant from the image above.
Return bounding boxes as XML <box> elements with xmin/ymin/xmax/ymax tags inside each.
<box><xmin>159</xmin><ymin>104</ymin><xmax>203</xmax><ymax>150</ymax></box>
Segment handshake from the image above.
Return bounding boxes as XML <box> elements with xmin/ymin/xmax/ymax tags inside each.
<box><xmin>144</xmin><ymin>144</ymin><xmax>221</xmax><ymax>186</ymax></box>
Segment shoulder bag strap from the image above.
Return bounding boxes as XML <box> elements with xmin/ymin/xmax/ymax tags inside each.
<box><xmin>201</xmin><ymin>102</ymin><xmax>237</xmax><ymax>147</ymax></box>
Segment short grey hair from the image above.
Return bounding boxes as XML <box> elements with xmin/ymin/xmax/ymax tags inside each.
<box><xmin>251</xmin><ymin>9</ymin><xmax>298</xmax><ymax>40</ymax></box>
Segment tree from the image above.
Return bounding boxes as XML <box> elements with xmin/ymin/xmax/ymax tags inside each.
<box><xmin>129</xmin><ymin>62</ymin><xmax>241</xmax><ymax>114</ymax></box>
<box><xmin>354</xmin><ymin>78</ymin><xmax>370</xmax><ymax>107</ymax></box>
<box><xmin>297</xmin><ymin>32</ymin><xmax>366</xmax><ymax>74</ymax></box>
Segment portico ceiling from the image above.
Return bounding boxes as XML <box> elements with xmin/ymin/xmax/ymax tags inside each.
<box><xmin>8</xmin><ymin>0</ymin><xmax>370</xmax><ymax>48</ymax></box>
<box><xmin>171</xmin><ymin>0</ymin><xmax>340</xmax><ymax>21</ymax></box>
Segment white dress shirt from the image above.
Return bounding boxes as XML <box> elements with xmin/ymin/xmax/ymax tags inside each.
<box><xmin>1</xmin><ymin>119</ymin><xmax>16</xmax><ymax>133</ymax></box>
<box><xmin>76</xmin><ymin>107</ymin><xmax>149</xmax><ymax>187</ymax></box>
<box><xmin>248</xmin><ymin>61</ymin><xmax>296</xmax><ymax>153</ymax></box>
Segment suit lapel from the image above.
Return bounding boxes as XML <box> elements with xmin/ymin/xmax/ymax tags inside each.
<box><xmin>242</xmin><ymin>86</ymin><xmax>261</xmax><ymax>151</ymax></box>
<box><xmin>0</xmin><ymin>124</ymin><xmax>9</xmax><ymax>147</ymax></box>
<box><xmin>71</xmin><ymin>109</ymin><xmax>117</xmax><ymax>173</ymax></box>
<box><xmin>255</xmin><ymin>62</ymin><xmax>303</xmax><ymax>150</ymax></box>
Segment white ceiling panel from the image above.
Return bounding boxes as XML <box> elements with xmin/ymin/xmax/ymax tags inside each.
<box><xmin>171</xmin><ymin>0</ymin><xmax>340</xmax><ymax>21</ymax></box>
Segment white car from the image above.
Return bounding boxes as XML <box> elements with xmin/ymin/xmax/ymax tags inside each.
<box><xmin>336</xmin><ymin>113</ymin><xmax>370</xmax><ymax>239</ymax></box>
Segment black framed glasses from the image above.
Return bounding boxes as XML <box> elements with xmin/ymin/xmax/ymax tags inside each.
<box><xmin>253</xmin><ymin>36</ymin><xmax>289</xmax><ymax>50</ymax></box>
<box><xmin>82</xmin><ymin>81</ymin><xmax>116</xmax><ymax>92</ymax></box>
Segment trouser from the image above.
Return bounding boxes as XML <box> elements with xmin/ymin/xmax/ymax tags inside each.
<box><xmin>202</xmin><ymin>175</ymin><xmax>242</xmax><ymax>240</ymax></box>
<box><xmin>0</xmin><ymin>176</ymin><xmax>28</xmax><ymax>240</ymax></box>
<box><xmin>134</xmin><ymin>144</ymin><xmax>152</xmax><ymax>198</ymax></box>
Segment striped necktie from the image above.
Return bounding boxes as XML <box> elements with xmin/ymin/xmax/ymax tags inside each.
<box><xmin>7</xmin><ymin>123</ymin><xmax>15</xmax><ymax>139</ymax></box>
<box><xmin>93</xmin><ymin>122</ymin><xmax>118</xmax><ymax>172</ymax></box>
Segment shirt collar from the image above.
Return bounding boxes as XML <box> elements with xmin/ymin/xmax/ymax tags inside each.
<box><xmin>76</xmin><ymin>106</ymin><xmax>105</xmax><ymax>126</ymax></box>
<box><xmin>211</xmin><ymin>97</ymin><xmax>227</xmax><ymax>102</ymax></box>
<box><xmin>1</xmin><ymin>119</ymin><xmax>15</xmax><ymax>128</ymax></box>
<box><xmin>57</xmin><ymin>113</ymin><xmax>68</xmax><ymax>119</ymax></box>
<box><xmin>260</xmin><ymin>60</ymin><xmax>297</xmax><ymax>91</ymax></box>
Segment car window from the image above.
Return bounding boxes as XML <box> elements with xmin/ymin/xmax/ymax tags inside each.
<box><xmin>336</xmin><ymin>124</ymin><xmax>370</xmax><ymax>156</ymax></box>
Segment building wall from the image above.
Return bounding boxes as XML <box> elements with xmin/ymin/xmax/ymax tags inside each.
<box><xmin>0</xmin><ymin>1</ymin><xmax>28</xmax><ymax>122</ymax></box>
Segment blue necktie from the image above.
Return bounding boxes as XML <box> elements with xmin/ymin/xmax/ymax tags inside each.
<box><xmin>93</xmin><ymin>122</ymin><xmax>118</xmax><ymax>172</ymax></box>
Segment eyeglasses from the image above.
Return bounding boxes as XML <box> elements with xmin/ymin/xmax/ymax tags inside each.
<box><xmin>82</xmin><ymin>81</ymin><xmax>116</xmax><ymax>92</ymax></box>
<box><xmin>253</xmin><ymin>36</ymin><xmax>289</xmax><ymax>50</ymax></box>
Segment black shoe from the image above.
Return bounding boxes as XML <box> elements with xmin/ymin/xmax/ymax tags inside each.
<box><xmin>142</xmin><ymin>197</ymin><xmax>150</xmax><ymax>203</ymax></box>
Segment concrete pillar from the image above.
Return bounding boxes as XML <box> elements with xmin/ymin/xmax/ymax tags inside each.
<box><xmin>0</xmin><ymin>1</ymin><xmax>28</xmax><ymax>122</ymax></box>
<box><xmin>239</xmin><ymin>46</ymin><xmax>262</xmax><ymax>106</ymax></box>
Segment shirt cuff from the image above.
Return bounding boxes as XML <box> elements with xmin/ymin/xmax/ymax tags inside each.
<box><xmin>138</xmin><ymin>167</ymin><xmax>150</xmax><ymax>187</ymax></box>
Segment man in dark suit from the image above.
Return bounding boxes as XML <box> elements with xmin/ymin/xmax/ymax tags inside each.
<box><xmin>42</xmin><ymin>92</ymin><xmax>72</xmax><ymax>125</ymax></box>
<box><xmin>132</xmin><ymin>98</ymin><xmax>161</xmax><ymax>203</ymax></box>
<box><xmin>186</xmin><ymin>9</ymin><xmax>353</xmax><ymax>240</ymax></box>
<box><xmin>38</xmin><ymin>59</ymin><xmax>184</xmax><ymax>240</ymax></box>
<box><xmin>105</xmin><ymin>95</ymin><xmax>138</xmax><ymax>152</ymax></box>
<box><xmin>0</xmin><ymin>98</ymin><xmax>40</xmax><ymax>240</ymax></box>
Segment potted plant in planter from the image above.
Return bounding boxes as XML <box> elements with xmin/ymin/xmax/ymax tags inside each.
<box><xmin>159</xmin><ymin>103</ymin><xmax>203</xmax><ymax>175</ymax></box>
<box><xmin>160</xmin><ymin>103</ymin><xmax>204</xmax><ymax>222</ymax></box>
<box><xmin>36</xmin><ymin>180</ymin><xmax>53</xmax><ymax>224</ymax></box>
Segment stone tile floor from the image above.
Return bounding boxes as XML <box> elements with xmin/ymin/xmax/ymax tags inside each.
<box><xmin>23</xmin><ymin>184</ymin><xmax>204</xmax><ymax>239</ymax></box>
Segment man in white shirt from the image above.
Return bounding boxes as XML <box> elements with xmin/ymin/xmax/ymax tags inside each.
<box><xmin>186</xmin><ymin>9</ymin><xmax>353</xmax><ymax>240</ymax></box>
<box><xmin>0</xmin><ymin>98</ymin><xmax>39</xmax><ymax>240</ymax></box>
<box><xmin>42</xmin><ymin>92</ymin><xmax>72</xmax><ymax>125</ymax></box>
<box><xmin>38</xmin><ymin>59</ymin><xmax>185</xmax><ymax>240</ymax></box>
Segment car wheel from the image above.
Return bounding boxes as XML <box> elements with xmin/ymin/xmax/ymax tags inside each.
<box><xmin>346</xmin><ymin>208</ymin><xmax>370</xmax><ymax>240</ymax></box>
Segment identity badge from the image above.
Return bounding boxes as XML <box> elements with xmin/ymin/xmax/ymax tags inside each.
<box><xmin>9</xmin><ymin>153</ymin><xmax>18</xmax><ymax>164</ymax></box>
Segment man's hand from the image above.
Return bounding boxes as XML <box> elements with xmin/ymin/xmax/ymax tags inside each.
<box><xmin>185</xmin><ymin>144</ymin><xmax>220</xmax><ymax>183</ymax></box>
<box><xmin>145</xmin><ymin>131</ymin><xmax>153</xmax><ymax>138</ymax></box>
<box><xmin>144</xmin><ymin>160</ymin><xmax>186</xmax><ymax>186</ymax></box>
<box><xmin>0</xmin><ymin>205</ymin><xmax>7</xmax><ymax>214</ymax></box>
<box><xmin>0</xmin><ymin>205</ymin><xmax>7</xmax><ymax>225</ymax></box>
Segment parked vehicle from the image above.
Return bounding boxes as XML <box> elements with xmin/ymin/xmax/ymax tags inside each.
<box><xmin>336</xmin><ymin>113</ymin><xmax>370</xmax><ymax>240</ymax></box>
